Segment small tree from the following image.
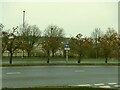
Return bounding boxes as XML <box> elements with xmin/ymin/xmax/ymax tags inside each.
<box><xmin>0</xmin><ymin>24</ymin><xmax>4</xmax><ymax>57</ymax></box>
<box><xmin>4</xmin><ymin>26</ymin><xmax>19</xmax><ymax>64</ymax></box>
<box><xmin>2</xmin><ymin>31</ymin><xmax>9</xmax><ymax>53</ymax></box>
<box><xmin>91</xmin><ymin>28</ymin><xmax>103</xmax><ymax>59</ymax></box>
<box><xmin>42</xmin><ymin>25</ymin><xmax>65</xmax><ymax>63</ymax></box>
<box><xmin>19</xmin><ymin>23</ymin><xmax>41</xmax><ymax>57</ymax></box>
<box><xmin>70</xmin><ymin>33</ymin><xmax>93</xmax><ymax>63</ymax></box>
<box><xmin>98</xmin><ymin>28</ymin><xmax>117</xmax><ymax>63</ymax></box>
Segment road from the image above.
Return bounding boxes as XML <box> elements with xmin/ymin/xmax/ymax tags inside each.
<box><xmin>2</xmin><ymin>66</ymin><xmax>118</xmax><ymax>88</ymax></box>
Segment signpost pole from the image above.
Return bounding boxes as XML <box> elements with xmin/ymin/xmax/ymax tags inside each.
<box><xmin>66</xmin><ymin>50</ymin><xmax>68</xmax><ymax>63</ymax></box>
<box><xmin>65</xmin><ymin>41</ymin><xmax>70</xmax><ymax>63</ymax></box>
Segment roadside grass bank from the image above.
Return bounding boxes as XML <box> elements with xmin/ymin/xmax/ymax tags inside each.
<box><xmin>1</xmin><ymin>63</ymin><xmax>118</xmax><ymax>67</ymax></box>
<box><xmin>2</xmin><ymin>57</ymin><xmax>118</xmax><ymax>66</ymax></box>
<box><xmin>1</xmin><ymin>86</ymin><xmax>117</xmax><ymax>90</ymax></box>
<box><xmin>2</xmin><ymin>56</ymin><xmax>117</xmax><ymax>61</ymax></box>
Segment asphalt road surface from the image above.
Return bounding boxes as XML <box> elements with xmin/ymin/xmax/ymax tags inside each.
<box><xmin>2</xmin><ymin>66</ymin><xmax>118</xmax><ymax>88</ymax></box>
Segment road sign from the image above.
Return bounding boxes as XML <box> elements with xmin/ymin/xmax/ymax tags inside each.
<box><xmin>65</xmin><ymin>42</ymin><xmax>70</xmax><ymax>50</ymax></box>
<box><xmin>64</xmin><ymin>42</ymin><xmax>70</xmax><ymax>63</ymax></box>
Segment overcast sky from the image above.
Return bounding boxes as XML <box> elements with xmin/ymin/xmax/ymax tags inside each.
<box><xmin>1</xmin><ymin>1</ymin><xmax>118</xmax><ymax>37</ymax></box>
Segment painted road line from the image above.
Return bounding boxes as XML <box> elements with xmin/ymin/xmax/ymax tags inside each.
<box><xmin>114</xmin><ymin>85</ymin><xmax>120</xmax><ymax>88</ymax></box>
<box><xmin>108</xmin><ymin>83</ymin><xmax>117</xmax><ymax>85</ymax></box>
<box><xmin>94</xmin><ymin>83</ymin><xmax>104</xmax><ymax>86</ymax></box>
<box><xmin>68</xmin><ymin>84</ymin><xmax>91</xmax><ymax>87</ymax></box>
<box><xmin>75</xmin><ymin>70</ymin><xmax>85</xmax><ymax>72</ymax></box>
<box><xmin>99</xmin><ymin>86</ymin><xmax>111</xmax><ymax>88</ymax></box>
<box><xmin>6</xmin><ymin>72</ymin><xmax>21</xmax><ymax>75</ymax></box>
<box><xmin>77</xmin><ymin>84</ymin><xmax>91</xmax><ymax>87</ymax></box>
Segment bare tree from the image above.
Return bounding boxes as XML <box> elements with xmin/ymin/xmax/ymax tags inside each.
<box><xmin>2</xmin><ymin>31</ymin><xmax>8</xmax><ymax>53</ymax></box>
<box><xmin>91</xmin><ymin>28</ymin><xmax>103</xmax><ymax>59</ymax></box>
<box><xmin>4</xmin><ymin>26</ymin><xmax>19</xmax><ymax>64</ymax></box>
<box><xmin>70</xmin><ymin>33</ymin><xmax>93</xmax><ymax>63</ymax></box>
<box><xmin>42</xmin><ymin>25</ymin><xmax>65</xmax><ymax>63</ymax></box>
<box><xmin>19</xmin><ymin>23</ymin><xmax>41</xmax><ymax>57</ymax></box>
<box><xmin>0</xmin><ymin>24</ymin><xmax>4</xmax><ymax>58</ymax></box>
<box><xmin>98</xmin><ymin>28</ymin><xmax>117</xmax><ymax>63</ymax></box>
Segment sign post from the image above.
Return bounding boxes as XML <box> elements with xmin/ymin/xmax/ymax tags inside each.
<box><xmin>64</xmin><ymin>42</ymin><xmax>70</xmax><ymax>63</ymax></box>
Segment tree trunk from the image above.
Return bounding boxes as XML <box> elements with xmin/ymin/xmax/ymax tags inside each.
<box><xmin>118</xmin><ymin>50</ymin><xmax>120</xmax><ymax>61</ymax></box>
<box><xmin>9</xmin><ymin>52</ymin><xmax>13</xmax><ymax>64</ymax></box>
<box><xmin>28</xmin><ymin>51</ymin><xmax>31</xmax><ymax>57</ymax></box>
<box><xmin>105</xmin><ymin>57</ymin><xmax>108</xmax><ymax>63</ymax></box>
<box><xmin>52</xmin><ymin>49</ymin><xmax>55</xmax><ymax>57</ymax></box>
<box><xmin>47</xmin><ymin>50</ymin><xmax>50</xmax><ymax>63</ymax></box>
<box><xmin>78</xmin><ymin>54</ymin><xmax>81</xmax><ymax>63</ymax></box>
<box><xmin>22</xmin><ymin>50</ymin><xmax>25</xmax><ymax>58</ymax></box>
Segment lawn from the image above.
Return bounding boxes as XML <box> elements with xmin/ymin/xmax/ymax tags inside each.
<box><xmin>2</xmin><ymin>86</ymin><xmax>118</xmax><ymax>90</ymax></box>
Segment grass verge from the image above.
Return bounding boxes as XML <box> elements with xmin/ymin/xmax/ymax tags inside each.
<box><xmin>1</xmin><ymin>86</ymin><xmax>118</xmax><ymax>90</ymax></box>
<box><xmin>1</xmin><ymin>63</ymin><xmax>118</xmax><ymax>67</ymax></box>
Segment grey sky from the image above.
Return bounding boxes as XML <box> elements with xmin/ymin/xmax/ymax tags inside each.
<box><xmin>1</xmin><ymin>2</ymin><xmax>118</xmax><ymax>37</ymax></box>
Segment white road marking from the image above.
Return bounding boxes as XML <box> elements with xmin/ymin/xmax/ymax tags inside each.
<box><xmin>69</xmin><ymin>82</ymin><xmax>119</xmax><ymax>88</ymax></box>
<box><xmin>77</xmin><ymin>84</ymin><xmax>91</xmax><ymax>86</ymax></box>
<box><xmin>94</xmin><ymin>83</ymin><xmax>104</xmax><ymax>86</ymax></box>
<box><xmin>114</xmin><ymin>85</ymin><xmax>120</xmax><ymax>87</ymax></box>
<box><xmin>108</xmin><ymin>83</ymin><xmax>117</xmax><ymax>85</ymax></box>
<box><xmin>99</xmin><ymin>86</ymin><xmax>111</xmax><ymax>88</ymax></box>
<box><xmin>6</xmin><ymin>72</ymin><xmax>21</xmax><ymax>75</ymax></box>
<box><xmin>75</xmin><ymin>70</ymin><xmax>85</xmax><ymax>72</ymax></box>
<box><xmin>68</xmin><ymin>84</ymin><xmax>91</xmax><ymax>87</ymax></box>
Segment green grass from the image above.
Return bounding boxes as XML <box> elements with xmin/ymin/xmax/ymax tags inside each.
<box><xmin>2</xmin><ymin>56</ymin><xmax>118</xmax><ymax>61</ymax></box>
<box><xmin>2</xmin><ymin>56</ymin><xmax>118</xmax><ymax>67</ymax></box>
<box><xmin>1</xmin><ymin>62</ymin><xmax>118</xmax><ymax>67</ymax></box>
<box><xmin>1</xmin><ymin>86</ymin><xmax>117</xmax><ymax>90</ymax></box>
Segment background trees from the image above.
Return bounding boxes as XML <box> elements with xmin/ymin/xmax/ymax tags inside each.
<box><xmin>2</xmin><ymin>22</ymin><xmax>119</xmax><ymax>64</ymax></box>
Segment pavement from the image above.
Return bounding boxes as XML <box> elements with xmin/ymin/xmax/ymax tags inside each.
<box><xmin>2</xmin><ymin>66</ymin><xmax>119</xmax><ymax>88</ymax></box>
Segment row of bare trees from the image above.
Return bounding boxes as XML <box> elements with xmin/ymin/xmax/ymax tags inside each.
<box><xmin>1</xmin><ymin>23</ymin><xmax>120</xmax><ymax>64</ymax></box>
<box><xmin>70</xmin><ymin>28</ymin><xmax>120</xmax><ymax>63</ymax></box>
<box><xmin>1</xmin><ymin>23</ymin><xmax>65</xmax><ymax>64</ymax></box>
